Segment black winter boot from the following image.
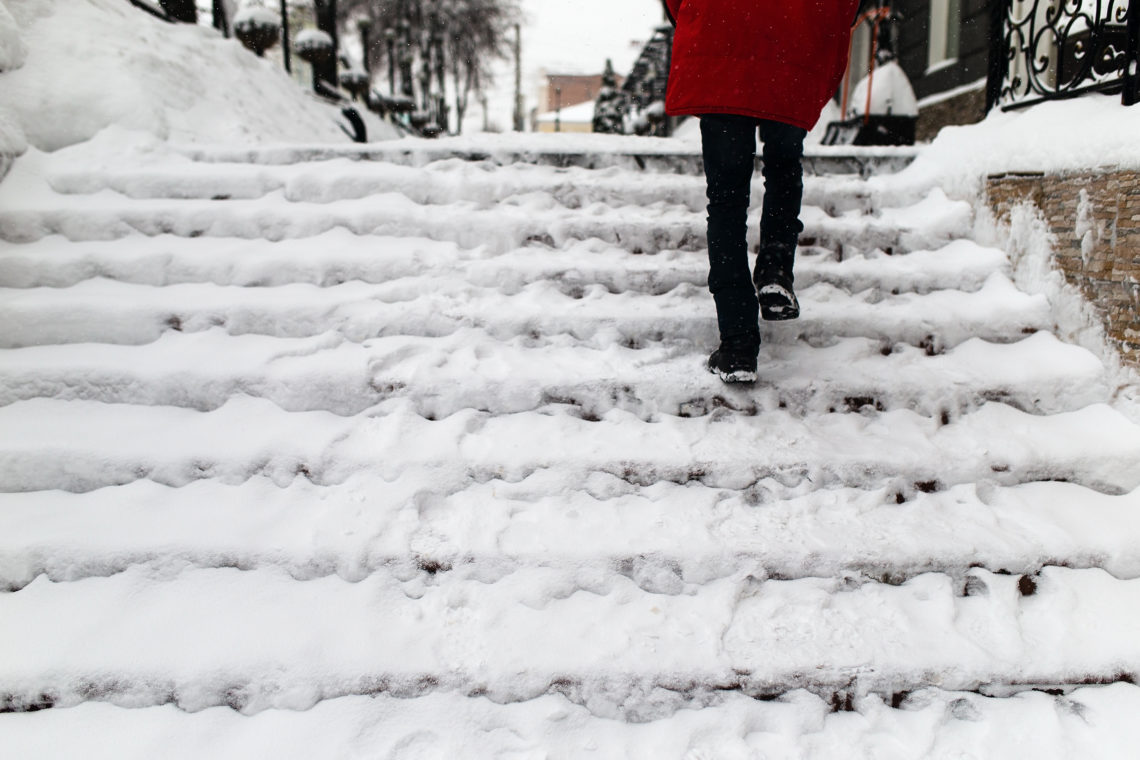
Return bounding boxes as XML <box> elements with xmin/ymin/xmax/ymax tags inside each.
<box><xmin>707</xmin><ymin>337</ymin><xmax>759</xmax><ymax>384</ymax></box>
<box><xmin>754</xmin><ymin>267</ymin><xmax>800</xmax><ymax>321</ymax></box>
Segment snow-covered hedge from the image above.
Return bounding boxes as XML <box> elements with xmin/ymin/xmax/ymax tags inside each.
<box><xmin>0</xmin><ymin>0</ymin><xmax>29</xmax><ymax>72</ymax></box>
<box><xmin>294</xmin><ymin>28</ymin><xmax>333</xmax><ymax>58</ymax></box>
<box><xmin>234</xmin><ymin>5</ymin><xmax>280</xmax><ymax>56</ymax></box>
<box><xmin>233</xmin><ymin>5</ymin><xmax>279</xmax><ymax>29</ymax></box>
<box><xmin>0</xmin><ymin>0</ymin><xmax>393</xmax><ymax>150</ymax></box>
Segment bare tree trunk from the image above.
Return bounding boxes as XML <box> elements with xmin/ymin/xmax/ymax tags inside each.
<box><xmin>212</xmin><ymin>0</ymin><xmax>229</xmax><ymax>36</ymax></box>
<box><xmin>451</xmin><ymin>57</ymin><xmax>466</xmax><ymax>134</ymax></box>
<box><xmin>313</xmin><ymin>0</ymin><xmax>339</xmax><ymax>88</ymax></box>
<box><xmin>431</xmin><ymin>11</ymin><xmax>447</xmax><ymax>130</ymax></box>
<box><xmin>397</xmin><ymin>0</ymin><xmax>415</xmax><ymax>99</ymax></box>
<box><xmin>512</xmin><ymin>23</ymin><xmax>523</xmax><ymax>131</ymax></box>
<box><xmin>280</xmin><ymin>0</ymin><xmax>292</xmax><ymax>73</ymax></box>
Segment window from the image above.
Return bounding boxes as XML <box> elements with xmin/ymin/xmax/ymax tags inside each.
<box><xmin>928</xmin><ymin>0</ymin><xmax>962</xmax><ymax>72</ymax></box>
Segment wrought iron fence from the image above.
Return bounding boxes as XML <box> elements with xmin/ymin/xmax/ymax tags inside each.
<box><xmin>989</xmin><ymin>0</ymin><xmax>1140</xmax><ymax>110</ymax></box>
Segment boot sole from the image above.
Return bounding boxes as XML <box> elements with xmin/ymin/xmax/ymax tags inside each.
<box><xmin>719</xmin><ymin>369</ymin><xmax>758</xmax><ymax>383</ymax></box>
<box><xmin>758</xmin><ymin>284</ymin><xmax>800</xmax><ymax>321</ymax></box>
<box><xmin>707</xmin><ymin>364</ymin><xmax>758</xmax><ymax>384</ymax></box>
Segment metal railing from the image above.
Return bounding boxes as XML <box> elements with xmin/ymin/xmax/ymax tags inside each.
<box><xmin>989</xmin><ymin>0</ymin><xmax>1140</xmax><ymax>110</ymax></box>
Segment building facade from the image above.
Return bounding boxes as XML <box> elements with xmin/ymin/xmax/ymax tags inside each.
<box><xmin>849</xmin><ymin>0</ymin><xmax>993</xmax><ymax>140</ymax></box>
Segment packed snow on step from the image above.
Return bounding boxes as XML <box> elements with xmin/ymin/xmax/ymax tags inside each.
<box><xmin>4</xmin><ymin>685</ymin><xmax>1138</xmax><ymax>760</ymax></box>
<box><xmin>3</xmin><ymin>92</ymin><xmax>1140</xmax><ymax>756</ymax></box>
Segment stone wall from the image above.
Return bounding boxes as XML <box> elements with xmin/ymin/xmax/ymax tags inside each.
<box><xmin>916</xmin><ymin>87</ymin><xmax>987</xmax><ymax>143</ymax></box>
<box><xmin>987</xmin><ymin>170</ymin><xmax>1140</xmax><ymax>367</ymax></box>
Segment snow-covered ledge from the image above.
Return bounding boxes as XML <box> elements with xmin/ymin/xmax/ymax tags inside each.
<box><xmin>876</xmin><ymin>95</ymin><xmax>1140</xmax><ymax>380</ymax></box>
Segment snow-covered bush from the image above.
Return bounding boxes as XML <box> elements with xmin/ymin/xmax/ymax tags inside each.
<box><xmin>644</xmin><ymin>100</ymin><xmax>666</xmax><ymax>123</ymax></box>
<box><xmin>0</xmin><ymin>0</ymin><xmax>395</xmax><ymax>150</ymax></box>
<box><xmin>233</xmin><ymin>6</ymin><xmax>280</xmax><ymax>58</ymax></box>
<box><xmin>294</xmin><ymin>28</ymin><xmax>333</xmax><ymax>64</ymax></box>
<box><xmin>0</xmin><ymin>0</ymin><xmax>29</xmax><ymax>72</ymax></box>
<box><xmin>339</xmin><ymin>69</ymin><xmax>369</xmax><ymax>100</ymax></box>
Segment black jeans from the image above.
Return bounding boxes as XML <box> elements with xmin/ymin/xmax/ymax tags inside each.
<box><xmin>700</xmin><ymin>114</ymin><xmax>806</xmax><ymax>345</ymax></box>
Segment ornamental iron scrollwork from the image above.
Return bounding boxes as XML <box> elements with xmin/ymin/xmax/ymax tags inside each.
<box><xmin>993</xmin><ymin>0</ymin><xmax>1140</xmax><ymax>109</ymax></box>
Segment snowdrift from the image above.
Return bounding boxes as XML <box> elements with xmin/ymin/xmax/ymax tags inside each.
<box><xmin>0</xmin><ymin>0</ymin><xmax>393</xmax><ymax>154</ymax></box>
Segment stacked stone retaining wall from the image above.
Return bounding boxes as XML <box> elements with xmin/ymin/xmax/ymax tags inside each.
<box><xmin>987</xmin><ymin>170</ymin><xmax>1140</xmax><ymax>368</ymax></box>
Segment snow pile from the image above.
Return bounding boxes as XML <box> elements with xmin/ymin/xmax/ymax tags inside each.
<box><xmin>900</xmin><ymin>94</ymin><xmax>1140</xmax><ymax>199</ymax></box>
<box><xmin>847</xmin><ymin>60</ymin><xmax>919</xmax><ymax>118</ymax></box>
<box><xmin>0</xmin><ymin>104</ymin><xmax>26</xmax><ymax>163</ymax></box>
<box><xmin>0</xmin><ymin>0</ymin><xmax>28</xmax><ymax>72</ymax></box>
<box><xmin>0</xmin><ymin>0</ymin><xmax>391</xmax><ymax>151</ymax></box>
<box><xmin>0</xmin><ymin>0</ymin><xmax>28</xmax><ymax>171</ymax></box>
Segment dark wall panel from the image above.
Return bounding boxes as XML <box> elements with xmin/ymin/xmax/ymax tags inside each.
<box><xmin>888</xmin><ymin>0</ymin><xmax>994</xmax><ymax>100</ymax></box>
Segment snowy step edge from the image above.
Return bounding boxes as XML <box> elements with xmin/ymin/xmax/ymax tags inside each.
<box><xmin>0</xmin><ymin>192</ymin><xmax>971</xmax><ymax>257</ymax></box>
<box><xmin>170</xmin><ymin>142</ymin><xmax>920</xmax><ymax>177</ymax></box>
<box><xmin>0</xmin><ymin>396</ymin><xmax>1136</xmax><ymax>495</ymax></box>
<box><xmin>42</xmin><ymin>162</ymin><xmax>905</xmax><ymax>217</ymax></box>
<box><xmin>1</xmin><ymin>684</ymin><xmax>1136</xmax><ymax>760</ymax></box>
<box><xmin>0</xmin><ymin>331</ymin><xmax>1108</xmax><ymax>420</ymax></box>
<box><xmin>0</xmin><ymin>565</ymin><xmax>1137</xmax><ymax>715</ymax></box>
<box><xmin>0</xmin><ymin>233</ymin><xmax>1006</xmax><ymax>297</ymax></box>
<box><xmin>2</xmin><ymin>472</ymin><xmax>1138</xmax><ymax>591</ymax></box>
<box><xmin>0</xmin><ymin>271</ymin><xmax>1051</xmax><ymax>352</ymax></box>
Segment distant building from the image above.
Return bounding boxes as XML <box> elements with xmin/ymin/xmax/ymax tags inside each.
<box><xmin>534</xmin><ymin>100</ymin><xmax>596</xmax><ymax>133</ymax></box>
<box><xmin>532</xmin><ymin>70</ymin><xmax>628</xmax><ymax>133</ymax></box>
<box><xmin>541</xmin><ymin>71</ymin><xmax>625</xmax><ymax>115</ymax></box>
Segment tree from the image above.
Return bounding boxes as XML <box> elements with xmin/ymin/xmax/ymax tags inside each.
<box><xmin>592</xmin><ymin>59</ymin><xmax>625</xmax><ymax>134</ymax></box>
<box><xmin>339</xmin><ymin>0</ymin><xmax>518</xmax><ymax>133</ymax></box>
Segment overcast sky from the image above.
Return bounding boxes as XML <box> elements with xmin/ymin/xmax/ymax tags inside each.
<box><xmin>478</xmin><ymin>0</ymin><xmax>666</xmax><ymax>130</ymax></box>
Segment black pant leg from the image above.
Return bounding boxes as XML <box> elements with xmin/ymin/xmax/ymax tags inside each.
<box><xmin>700</xmin><ymin>114</ymin><xmax>760</xmax><ymax>346</ymax></box>
<box><xmin>757</xmin><ymin>120</ymin><xmax>807</xmax><ymax>280</ymax></box>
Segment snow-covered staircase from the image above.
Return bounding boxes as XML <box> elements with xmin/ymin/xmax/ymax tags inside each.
<box><xmin>2</xmin><ymin>138</ymin><xmax>1140</xmax><ymax>756</ymax></box>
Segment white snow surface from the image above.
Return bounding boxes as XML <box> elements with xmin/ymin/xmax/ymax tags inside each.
<box><xmin>3</xmin><ymin>95</ymin><xmax>1140</xmax><ymax>754</ymax></box>
<box><xmin>903</xmin><ymin>93</ymin><xmax>1140</xmax><ymax>197</ymax></box>
<box><xmin>0</xmin><ymin>0</ymin><xmax>28</xmax><ymax>72</ymax></box>
<box><xmin>847</xmin><ymin>61</ymin><xmax>919</xmax><ymax>118</ymax></box>
<box><xmin>535</xmin><ymin>99</ymin><xmax>597</xmax><ymax>125</ymax></box>
<box><xmin>0</xmin><ymin>0</ymin><xmax>387</xmax><ymax>151</ymax></box>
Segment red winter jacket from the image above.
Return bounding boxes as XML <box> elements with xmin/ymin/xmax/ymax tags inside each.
<box><xmin>665</xmin><ymin>0</ymin><xmax>860</xmax><ymax>130</ymax></box>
